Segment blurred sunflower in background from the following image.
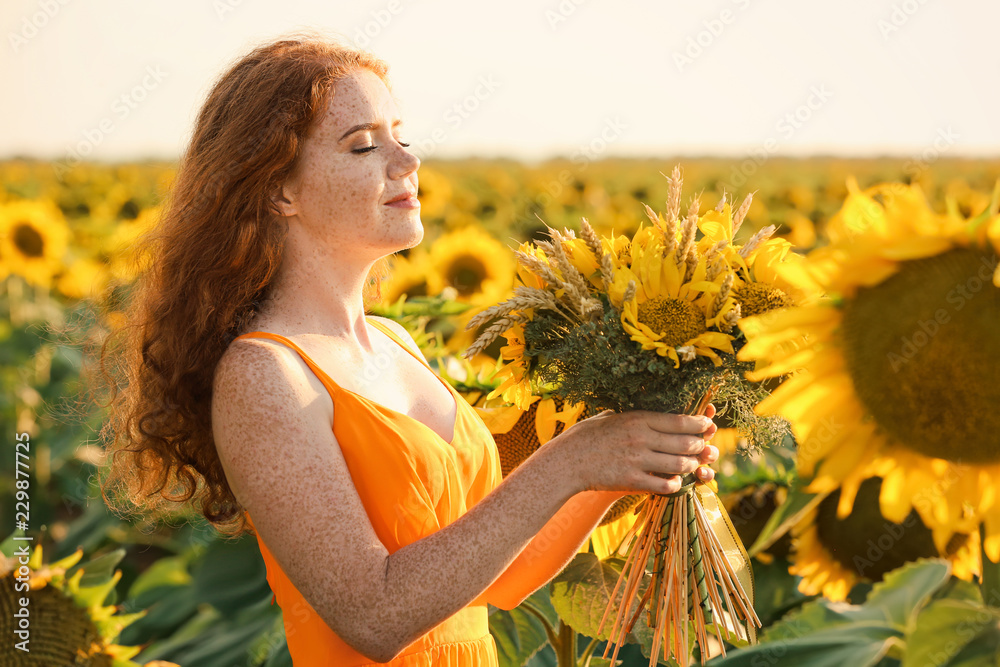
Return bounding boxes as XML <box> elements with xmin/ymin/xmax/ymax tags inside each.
<box><xmin>382</xmin><ymin>248</ymin><xmax>438</xmax><ymax>305</ymax></box>
<box><xmin>788</xmin><ymin>477</ymin><xmax>980</xmax><ymax>601</ymax></box>
<box><xmin>104</xmin><ymin>205</ymin><xmax>161</xmax><ymax>283</ymax></box>
<box><xmin>56</xmin><ymin>257</ymin><xmax>109</xmax><ymax>301</ymax></box>
<box><xmin>0</xmin><ymin>199</ymin><xmax>70</xmax><ymax>287</ymax></box>
<box><xmin>428</xmin><ymin>225</ymin><xmax>516</xmax><ymax>305</ymax></box>
<box><xmin>416</xmin><ymin>165</ymin><xmax>452</xmax><ymax>221</ymax></box>
<box><xmin>738</xmin><ymin>176</ymin><xmax>1000</xmax><ymax>558</ymax></box>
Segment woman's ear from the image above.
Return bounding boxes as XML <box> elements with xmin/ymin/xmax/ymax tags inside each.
<box><xmin>270</xmin><ymin>181</ymin><xmax>298</xmax><ymax>218</ymax></box>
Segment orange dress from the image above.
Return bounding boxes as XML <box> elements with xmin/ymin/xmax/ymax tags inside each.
<box><xmin>237</xmin><ymin>317</ymin><xmax>502</xmax><ymax>666</ymax></box>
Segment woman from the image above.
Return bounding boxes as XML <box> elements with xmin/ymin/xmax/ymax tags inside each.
<box><xmin>99</xmin><ymin>31</ymin><xmax>719</xmax><ymax>665</ymax></box>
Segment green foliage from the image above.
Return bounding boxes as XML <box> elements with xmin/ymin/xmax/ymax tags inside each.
<box><xmin>549</xmin><ymin>553</ymin><xmax>642</xmax><ymax>643</ymax></box>
<box><xmin>708</xmin><ymin>559</ymin><xmax>1000</xmax><ymax>667</ymax></box>
<box><xmin>490</xmin><ymin>588</ymin><xmax>561</xmax><ymax>667</ymax></box>
<box><xmin>747</xmin><ymin>482</ymin><xmax>828</xmax><ymax>558</ymax></box>
<box><xmin>903</xmin><ymin>600</ymin><xmax>1000</xmax><ymax>667</ymax></box>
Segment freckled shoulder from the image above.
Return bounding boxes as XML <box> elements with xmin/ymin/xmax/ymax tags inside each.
<box><xmin>212</xmin><ymin>336</ymin><xmax>335</xmax><ymax>430</ymax></box>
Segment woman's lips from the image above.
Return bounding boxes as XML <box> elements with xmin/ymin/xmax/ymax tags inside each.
<box><xmin>385</xmin><ymin>196</ymin><xmax>420</xmax><ymax>208</ymax></box>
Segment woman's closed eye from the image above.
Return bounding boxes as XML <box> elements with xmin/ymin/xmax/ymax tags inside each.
<box><xmin>352</xmin><ymin>140</ymin><xmax>411</xmax><ymax>154</ymax></box>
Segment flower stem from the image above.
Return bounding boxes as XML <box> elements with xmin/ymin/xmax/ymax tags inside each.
<box><xmin>981</xmin><ymin>522</ymin><xmax>1000</xmax><ymax>608</ymax></box>
<box><xmin>557</xmin><ymin>620</ymin><xmax>576</xmax><ymax>667</ymax></box>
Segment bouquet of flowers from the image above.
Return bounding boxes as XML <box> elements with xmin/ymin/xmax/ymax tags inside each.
<box><xmin>464</xmin><ymin>166</ymin><xmax>806</xmax><ymax>665</ymax></box>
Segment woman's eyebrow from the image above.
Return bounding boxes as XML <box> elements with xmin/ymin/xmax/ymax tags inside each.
<box><xmin>339</xmin><ymin>118</ymin><xmax>404</xmax><ymax>142</ymax></box>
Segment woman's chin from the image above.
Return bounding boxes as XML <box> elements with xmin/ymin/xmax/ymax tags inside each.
<box><xmin>402</xmin><ymin>218</ymin><xmax>424</xmax><ymax>249</ymax></box>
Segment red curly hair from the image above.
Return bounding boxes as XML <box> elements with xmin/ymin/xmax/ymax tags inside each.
<box><xmin>95</xmin><ymin>30</ymin><xmax>392</xmax><ymax>537</ymax></box>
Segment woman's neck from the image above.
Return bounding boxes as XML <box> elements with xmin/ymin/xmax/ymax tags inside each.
<box><xmin>251</xmin><ymin>248</ymin><xmax>377</xmax><ymax>343</ymax></box>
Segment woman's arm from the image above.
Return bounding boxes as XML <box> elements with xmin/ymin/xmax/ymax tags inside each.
<box><xmin>214</xmin><ymin>339</ymin><xmax>715</xmax><ymax>663</ymax></box>
<box><xmin>483</xmin><ymin>488</ymin><xmax>627</xmax><ymax>610</ymax></box>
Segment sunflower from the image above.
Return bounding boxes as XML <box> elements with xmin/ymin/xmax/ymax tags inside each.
<box><xmin>780</xmin><ymin>211</ymin><xmax>818</xmax><ymax>251</ymax></box>
<box><xmin>415</xmin><ymin>165</ymin><xmax>452</xmax><ymax>220</ymax></box>
<box><xmin>56</xmin><ymin>257</ymin><xmax>110</xmax><ymax>301</ymax></box>
<box><xmin>738</xmin><ymin>176</ymin><xmax>1000</xmax><ymax>556</ymax></box>
<box><xmin>427</xmin><ymin>226</ymin><xmax>517</xmax><ymax>306</ymax></box>
<box><xmin>0</xmin><ymin>199</ymin><xmax>71</xmax><ymax>287</ymax></box>
<box><xmin>944</xmin><ymin>178</ymin><xmax>993</xmax><ymax>219</ymax></box>
<box><xmin>381</xmin><ymin>249</ymin><xmax>438</xmax><ymax>305</ymax></box>
<box><xmin>486</xmin><ymin>322</ymin><xmax>534</xmax><ymax>410</ymax></box>
<box><xmin>696</xmin><ymin>195</ymin><xmax>817</xmax><ymax>317</ymax></box>
<box><xmin>0</xmin><ymin>541</ymin><xmax>170</xmax><ymax>666</ymax></box>
<box><xmin>608</xmin><ymin>224</ymin><xmax>735</xmax><ymax>368</ymax></box>
<box><xmin>789</xmin><ymin>477</ymin><xmax>979</xmax><ymax>601</ymax></box>
<box><xmin>475</xmin><ymin>395</ymin><xmax>643</xmax><ymax>559</ymax></box>
<box><xmin>105</xmin><ymin>205</ymin><xmax>161</xmax><ymax>283</ymax></box>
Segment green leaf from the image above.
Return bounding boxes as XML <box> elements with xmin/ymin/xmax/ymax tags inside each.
<box><xmin>629</xmin><ymin>609</ymin><xmax>694</xmax><ymax>666</ymax></box>
<box><xmin>933</xmin><ymin>577</ymin><xmax>985</xmax><ymax>606</ymax></box>
<box><xmin>191</xmin><ymin>534</ymin><xmax>272</xmax><ymax>614</ymax></box>
<box><xmin>66</xmin><ymin>547</ymin><xmax>127</xmax><ymax>588</ymax></box>
<box><xmin>119</xmin><ymin>585</ymin><xmax>203</xmax><ymax>645</ymax></box>
<box><xmin>903</xmin><ymin>599</ymin><xmax>1000</xmax><ymax>667</ymax></box>
<box><xmin>157</xmin><ymin>601</ymin><xmax>279</xmax><ymax>667</ymax></box>
<box><xmin>127</xmin><ymin>554</ymin><xmax>192</xmax><ymax>599</ymax></box>
<box><xmin>747</xmin><ymin>484</ymin><xmax>828</xmax><ymax>557</ymax></box>
<box><xmin>490</xmin><ymin>602</ymin><xmax>553</xmax><ymax>667</ymax></box>
<box><xmin>863</xmin><ymin>559</ymin><xmax>952</xmax><ymax>631</ymax></box>
<box><xmin>0</xmin><ymin>528</ymin><xmax>29</xmax><ymax>558</ymax></box>
<box><xmin>707</xmin><ymin>622</ymin><xmax>902</xmax><ymax>667</ymax></box>
<box><xmin>762</xmin><ymin>598</ymin><xmax>883</xmax><ymax>643</ymax></box>
<box><xmin>550</xmin><ymin>553</ymin><xmax>645</xmax><ymax>642</ymax></box>
<box><xmin>979</xmin><ymin>525</ymin><xmax>1000</xmax><ymax>610</ymax></box>
<box><xmin>748</xmin><ymin>557</ymin><xmax>815</xmax><ymax>627</ymax></box>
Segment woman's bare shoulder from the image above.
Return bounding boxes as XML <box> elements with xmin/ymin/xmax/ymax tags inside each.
<box><xmin>216</xmin><ymin>333</ymin><xmax>314</xmax><ymax>384</ymax></box>
<box><xmin>212</xmin><ymin>336</ymin><xmax>333</xmax><ymax>432</ymax></box>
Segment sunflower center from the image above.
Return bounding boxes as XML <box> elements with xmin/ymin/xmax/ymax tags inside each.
<box><xmin>840</xmin><ymin>247</ymin><xmax>1000</xmax><ymax>464</ymax></box>
<box><xmin>815</xmin><ymin>477</ymin><xmax>968</xmax><ymax>580</ymax></box>
<box><xmin>493</xmin><ymin>397</ymin><xmax>583</xmax><ymax>477</ymax></box>
<box><xmin>734</xmin><ymin>283</ymin><xmax>793</xmax><ymax>318</ymax></box>
<box><xmin>600</xmin><ymin>494</ymin><xmax>644</xmax><ymax>526</ymax></box>
<box><xmin>447</xmin><ymin>256</ymin><xmax>487</xmax><ymax>296</ymax></box>
<box><xmin>13</xmin><ymin>222</ymin><xmax>45</xmax><ymax>257</ymax></box>
<box><xmin>636</xmin><ymin>296</ymin><xmax>706</xmax><ymax>346</ymax></box>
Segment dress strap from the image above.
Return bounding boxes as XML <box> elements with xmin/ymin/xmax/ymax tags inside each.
<box><xmin>365</xmin><ymin>317</ymin><xmax>433</xmax><ymax>371</ymax></box>
<box><xmin>231</xmin><ymin>331</ymin><xmax>343</xmax><ymax>397</ymax></box>
<box><xmin>232</xmin><ymin>317</ymin><xmax>423</xmax><ymax>396</ymax></box>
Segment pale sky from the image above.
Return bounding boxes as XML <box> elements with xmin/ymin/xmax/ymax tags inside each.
<box><xmin>2</xmin><ymin>0</ymin><xmax>999</xmax><ymax>163</ymax></box>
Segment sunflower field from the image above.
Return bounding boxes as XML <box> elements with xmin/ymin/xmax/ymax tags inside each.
<box><xmin>2</xmin><ymin>155</ymin><xmax>1000</xmax><ymax>666</ymax></box>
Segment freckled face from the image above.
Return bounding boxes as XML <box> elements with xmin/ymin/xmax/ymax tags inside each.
<box><xmin>281</xmin><ymin>68</ymin><xmax>422</xmax><ymax>260</ymax></box>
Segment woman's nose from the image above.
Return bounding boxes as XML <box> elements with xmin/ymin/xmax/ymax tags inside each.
<box><xmin>390</xmin><ymin>141</ymin><xmax>420</xmax><ymax>179</ymax></box>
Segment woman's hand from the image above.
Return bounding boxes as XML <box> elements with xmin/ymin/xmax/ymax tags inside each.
<box><xmin>549</xmin><ymin>403</ymin><xmax>720</xmax><ymax>496</ymax></box>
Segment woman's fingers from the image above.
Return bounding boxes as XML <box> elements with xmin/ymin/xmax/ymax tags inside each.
<box><xmin>648</xmin><ymin>452</ymin><xmax>704</xmax><ymax>476</ymax></box>
<box><xmin>650</xmin><ymin>433</ymin><xmax>707</xmax><ymax>456</ymax></box>
<box><xmin>698</xmin><ymin>444</ymin><xmax>719</xmax><ymax>464</ymax></box>
<box><xmin>644</xmin><ymin>411</ymin><xmax>713</xmax><ymax>436</ymax></box>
